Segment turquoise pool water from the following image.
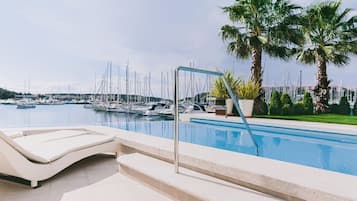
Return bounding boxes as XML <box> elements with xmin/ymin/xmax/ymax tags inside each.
<box><xmin>1</xmin><ymin>104</ymin><xmax>356</xmax><ymax>176</ymax></box>
<box><xmin>115</xmin><ymin>118</ymin><xmax>357</xmax><ymax>176</ymax></box>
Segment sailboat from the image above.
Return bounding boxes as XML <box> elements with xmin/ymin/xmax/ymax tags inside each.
<box><xmin>16</xmin><ymin>99</ymin><xmax>36</xmax><ymax>109</ymax></box>
<box><xmin>17</xmin><ymin>80</ymin><xmax>36</xmax><ymax>109</ymax></box>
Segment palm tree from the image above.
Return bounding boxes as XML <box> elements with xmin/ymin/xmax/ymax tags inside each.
<box><xmin>221</xmin><ymin>0</ymin><xmax>303</xmax><ymax>89</ymax></box>
<box><xmin>295</xmin><ymin>1</ymin><xmax>357</xmax><ymax>113</ymax></box>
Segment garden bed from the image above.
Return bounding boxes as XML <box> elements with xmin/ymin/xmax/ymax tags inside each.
<box><xmin>255</xmin><ymin>114</ymin><xmax>357</xmax><ymax>125</ymax></box>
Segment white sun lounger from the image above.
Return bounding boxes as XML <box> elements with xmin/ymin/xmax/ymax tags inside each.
<box><xmin>0</xmin><ymin>127</ymin><xmax>118</xmax><ymax>188</ymax></box>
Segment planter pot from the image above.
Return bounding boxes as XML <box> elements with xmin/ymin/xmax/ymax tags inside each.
<box><xmin>215</xmin><ymin>98</ymin><xmax>226</xmax><ymax>115</ymax></box>
<box><xmin>225</xmin><ymin>99</ymin><xmax>233</xmax><ymax>115</ymax></box>
<box><xmin>215</xmin><ymin>98</ymin><xmax>225</xmax><ymax>106</ymax></box>
<box><xmin>238</xmin><ymin>99</ymin><xmax>254</xmax><ymax>117</ymax></box>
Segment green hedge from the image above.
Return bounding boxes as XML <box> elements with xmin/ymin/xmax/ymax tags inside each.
<box><xmin>253</xmin><ymin>98</ymin><xmax>268</xmax><ymax>115</ymax></box>
<box><xmin>338</xmin><ymin>97</ymin><xmax>351</xmax><ymax>115</ymax></box>
<box><xmin>269</xmin><ymin>91</ymin><xmax>282</xmax><ymax>115</ymax></box>
<box><xmin>267</xmin><ymin>91</ymin><xmax>314</xmax><ymax>116</ymax></box>
<box><xmin>293</xmin><ymin>102</ymin><xmax>305</xmax><ymax>115</ymax></box>
<box><xmin>303</xmin><ymin>92</ymin><xmax>314</xmax><ymax>115</ymax></box>
<box><xmin>281</xmin><ymin>104</ymin><xmax>293</xmax><ymax>115</ymax></box>
<box><xmin>329</xmin><ymin>97</ymin><xmax>351</xmax><ymax>115</ymax></box>
<box><xmin>281</xmin><ymin>93</ymin><xmax>293</xmax><ymax>106</ymax></box>
<box><xmin>280</xmin><ymin>93</ymin><xmax>293</xmax><ymax>115</ymax></box>
<box><xmin>263</xmin><ymin>92</ymin><xmax>356</xmax><ymax>116</ymax></box>
<box><xmin>329</xmin><ymin>104</ymin><xmax>340</xmax><ymax>114</ymax></box>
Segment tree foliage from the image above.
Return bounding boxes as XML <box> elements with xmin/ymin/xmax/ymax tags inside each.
<box><xmin>253</xmin><ymin>98</ymin><xmax>268</xmax><ymax>115</ymax></box>
<box><xmin>0</xmin><ymin>88</ymin><xmax>16</xmax><ymax>99</ymax></box>
<box><xmin>293</xmin><ymin>102</ymin><xmax>305</xmax><ymax>115</ymax></box>
<box><xmin>295</xmin><ymin>1</ymin><xmax>357</xmax><ymax>113</ymax></box>
<box><xmin>221</xmin><ymin>0</ymin><xmax>303</xmax><ymax>87</ymax></box>
<box><xmin>302</xmin><ymin>92</ymin><xmax>314</xmax><ymax>114</ymax></box>
<box><xmin>269</xmin><ymin>91</ymin><xmax>282</xmax><ymax>115</ymax></box>
<box><xmin>281</xmin><ymin>93</ymin><xmax>293</xmax><ymax>105</ymax></box>
<box><xmin>280</xmin><ymin>93</ymin><xmax>293</xmax><ymax>115</ymax></box>
<box><xmin>338</xmin><ymin>96</ymin><xmax>351</xmax><ymax>115</ymax></box>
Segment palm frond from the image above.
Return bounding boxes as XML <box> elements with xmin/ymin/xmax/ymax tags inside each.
<box><xmin>264</xmin><ymin>45</ymin><xmax>291</xmax><ymax>61</ymax></box>
<box><xmin>295</xmin><ymin>0</ymin><xmax>357</xmax><ymax>65</ymax></box>
<box><xmin>296</xmin><ymin>48</ymin><xmax>316</xmax><ymax>64</ymax></box>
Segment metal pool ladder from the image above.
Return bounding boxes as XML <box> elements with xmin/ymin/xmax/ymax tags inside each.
<box><xmin>173</xmin><ymin>66</ymin><xmax>258</xmax><ymax>173</ymax></box>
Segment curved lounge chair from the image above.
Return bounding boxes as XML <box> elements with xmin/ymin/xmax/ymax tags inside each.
<box><xmin>0</xmin><ymin>127</ymin><xmax>118</xmax><ymax>188</ymax></box>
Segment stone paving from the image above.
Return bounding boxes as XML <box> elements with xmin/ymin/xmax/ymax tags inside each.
<box><xmin>0</xmin><ymin>155</ymin><xmax>117</xmax><ymax>201</ymax></box>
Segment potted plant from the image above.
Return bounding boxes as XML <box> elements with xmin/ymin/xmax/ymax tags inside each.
<box><xmin>236</xmin><ymin>80</ymin><xmax>260</xmax><ymax>117</ymax></box>
<box><xmin>211</xmin><ymin>72</ymin><xmax>239</xmax><ymax>115</ymax></box>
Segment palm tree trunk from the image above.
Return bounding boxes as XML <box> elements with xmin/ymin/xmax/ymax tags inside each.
<box><xmin>250</xmin><ymin>48</ymin><xmax>263</xmax><ymax>88</ymax></box>
<box><xmin>314</xmin><ymin>57</ymin><xmax>329</xmax><ymax>114</ymax></box>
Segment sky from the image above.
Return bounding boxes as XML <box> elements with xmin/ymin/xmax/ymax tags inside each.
<box><xmin>0</xmin><ymin>0</ymin><xmax>356</xmax><ymax>95</ymax></box>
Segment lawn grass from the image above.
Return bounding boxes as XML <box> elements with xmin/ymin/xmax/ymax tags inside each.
<box><xmin>254</xmin><ymin>114</ymin><xmax>357</xmax><ymax>125</ymax></box>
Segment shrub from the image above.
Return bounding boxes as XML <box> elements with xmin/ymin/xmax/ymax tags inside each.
<box><xmin>269</xmin><ymin>91</ymin><xmax>282</xmax><ymax>115</ymax></box>
<box><xmin>303</xmin><ymin>92</ymin><xmax>314</xmax><ymax>115</ymax></box>
<box><xmin>353</xmin><ymin>101</ymin><xmax>357</xmax><ymax>116</ymax></box>
<box><xmin>329</xmin><ymin>103</ymin><xmax>340</xmax><ymax>114</ymax></box>
<box><xmin>236</xmin><ymin>80</ymin><xmax>260</xmax><ymax>99</ymax></box>
<box><xmin>281</xmin><ymin>104</ymin><xmax>293</xmax><ymax>115</ymax></box>
<box><xmin>211</xmin><ymin>72</ymin><xmax>239</xmax><ymax>99</ymax></box>
<box><xmin>280</xmin><ymin>93</ymin><xmax>293</xmax><ymax>106</ymax></box>
<box><xmin>293</xmin><ymin>102</ymin><xmax>305</xmax><ymax>115</ymax></box>
<box><xmin>280</xmin><ymin>93</ymin><xmax>293</xmax><ymax>115</ymax></box>
<box><xmin>253</xmin><ymin>98</ymin><xmax>268</xmax><ymax>115</ymax></box>
<box><xmin>338</xmin><ymin>96</ymin><xmax>351</xmax><ymax>115</ymax></box>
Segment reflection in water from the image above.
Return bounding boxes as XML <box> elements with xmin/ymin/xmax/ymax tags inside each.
<box><xmin>318</xmin><ymin>144</ymin><xmax>332</xmax><ymax>169</ymax></box>
<box><xmin>273</xmin><ymin>137</ymin><xmax>281</xmax><ymax>146</ymax></box>
<box><xmin>117</xmin><ymin>120</ymin><xmax>357</xmax><ymax>176</ymax></box>
<box><xmin>0</xmin><ymin>104</ymin><xmax>159</xmax><ymax>128</ymax></box>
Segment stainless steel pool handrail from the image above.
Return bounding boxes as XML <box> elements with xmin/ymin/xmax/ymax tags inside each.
<box><xmin>174</xmin><ymin>66</ymin><xmax>257</xmax><ymax>173</ymax></box>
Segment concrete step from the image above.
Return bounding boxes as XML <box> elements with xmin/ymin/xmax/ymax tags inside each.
<box><xmin>118</xmin><ymin>153</ymin><xmax>282</xmax><ymax>201</ymax></box>
<box><xmin>60</xmin><ymin>173</ymin><xmax>173</xmax><ymax>201</ymax></box>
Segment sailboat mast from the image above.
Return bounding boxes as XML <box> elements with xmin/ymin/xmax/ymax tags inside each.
<box><xmin>105</xmin><ymin>63</ymin><xmax>108</xmax><ymax>103</ymax></box>
<box><xmin>117</xmin><ymin>65</ymin><xmax>120</xmax><ymax>103</ymax></box>
<box><xmin>161</xmin><ymin>72</ymin><xmax>163</xmax><ymax>101</ymax></box>
<box><xmin>148</xmin><ymin>72</ymin><xmax>151</xmax><ymax>103</ymax></box>
<box><xmin>109</xmin><ymin>61</ymin><xmax>112</xmax><ymax>102</ymax></box>
<box><xmin>190</xmin><ymin>61</ymin><xmax>194</xmax><ymax>103</ymax></box>
<box><xmin>126</xmin><ymin>63</ymin><xmax>129</xmax><ymax>106</ymax></box>
<box><xmin>94</xmin><ymin>73</ymin><xmax>97</xmax><ymax>102</ymax></box>
<box><xmin>166</xmin><ymin>72</ymin><xmax>169</xmax><ymax>101</ymax></box>
<box><xmin>134</xmin><ymin>71</ymin><xmax>137</xmax><ymax>103</ymax></box>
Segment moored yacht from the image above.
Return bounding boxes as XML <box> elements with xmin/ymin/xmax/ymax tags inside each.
<box><xmin>158</xmin><ymin>104</ymin><xmax>186</xmax><ymax>118</ymax></box>
<box><xmin>16</xmin><ymin>99</ymin><xmax>36</xmax><ymax>109</ymax></box>
<box><xmin>139</xmin><ymin>103</ymin><xmax>168</xmax><ymax>116</ymax></box>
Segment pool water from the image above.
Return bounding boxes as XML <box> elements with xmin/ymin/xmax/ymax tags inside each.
<box><xmin>1</xmin><ymin>104</ymin><xmax>355</xmax><ymax>176</ymax></box>
<box><xmin>114</xmin><ymin>118</ymin><xmax>357</xmax><ymax>176</ymax></box>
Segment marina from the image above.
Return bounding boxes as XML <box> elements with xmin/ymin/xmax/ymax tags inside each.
<box><xmin>0</xmin><ymin>0</ymin><xmax>356</xmax><ymax>200</ymax></box>
<box><xmin>0</xmin><ymin>104</ymin><xmax>156</xmax><ymax>128</ymax></box>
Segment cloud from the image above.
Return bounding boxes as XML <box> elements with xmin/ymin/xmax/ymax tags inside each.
<box><xmin>0</xmin><ymin>0</ymin><xmax>355</xmax><ymax>96</ymax></box>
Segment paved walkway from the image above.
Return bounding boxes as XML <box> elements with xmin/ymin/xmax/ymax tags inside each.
<box><xmin>0</xmin><ymin>155</ymin><xmax>117</xmax><ymax>201</ymax></box>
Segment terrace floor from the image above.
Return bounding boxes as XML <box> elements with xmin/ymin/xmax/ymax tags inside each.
<box><xmin>1</xmin><ymin>117</ymin><xmax>357</xmax><ymax>201</ymax></box>
<box><xmin>0</xmin><ymin>155</ymin><xmax>117</xmax><ymax>201</ymax></box>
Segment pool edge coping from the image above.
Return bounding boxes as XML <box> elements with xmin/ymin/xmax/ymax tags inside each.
<box><xmin>86</xmin><ymin>126</ymin><xmax>357</xmax><ymax>201</ymax></box>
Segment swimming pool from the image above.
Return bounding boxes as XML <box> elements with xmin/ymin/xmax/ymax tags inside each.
<box><xmin>114</xmin><ymin>118</ymin><xmax>357</xmax><ymax>176</ymax></box>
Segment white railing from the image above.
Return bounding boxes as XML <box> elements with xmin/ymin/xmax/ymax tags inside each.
<box><xmin>174</xmin><ymin>66</ymin><xmax>257</xmax><ymax>173</ymax></box>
